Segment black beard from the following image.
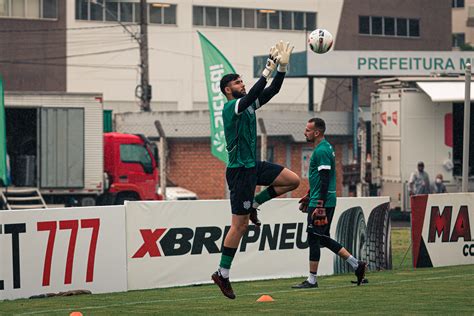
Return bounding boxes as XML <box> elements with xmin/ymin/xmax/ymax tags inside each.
<box><xmin>231</xmin><ymin>90</ymin><xmax>245</xmax><ymax>99</ymax></box>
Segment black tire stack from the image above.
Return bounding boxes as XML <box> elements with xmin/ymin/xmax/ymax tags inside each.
<box><xmin>334</xmin><ymin>207</ymin><xmax>367</xmax><ymax>274</ymax></box>
<box><xmin>366</xmin><ymin>202</ymin><xmax>392</xmax><ymax>271</ymax></box>
<box><xmin>333</xmin><ymin>202</ymin><xmax>392</xmax><ymax>274</ymax></box>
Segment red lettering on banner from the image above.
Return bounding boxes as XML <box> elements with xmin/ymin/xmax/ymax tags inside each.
<box><xmin>428</xmin><ymin>206</ymin><xmax>452</xmax><ymax>243</ymax></box>
<box><xmin>38</xmin><ymin>218</ymin><xmax>101</xmax><ymax>286</ymax></box>
<box><xmin>81</xmin><ymin>219</ymin><xmax>100</xmax><ymax>282</ymax></box>
<box><xmin>392</xmin><ymin>111</ymin><xmax>398</xmax><ymax>125</ymax></box>
<box><xmin>37</xmin><ymin>221</ymin><xmax>57</xmax><ymax>286</ymax></box>
<box><xmin>132</xmin><ymin>229</ymin><xmax>166</xmax><ymax>258</ymax></box>
<box><xmin>450</xmin><ymin>206</ymin><xmax>472</xmax><ymax>242</ymax></box>
<box><xmin>59</xmin><ymin>220</ymin><xmax>79</xmax><ymax>284</ymax></box>
<box><xmin>381</xmin><ymin>112</ymin><xmax>387</xmax><ymax>125</ymax></box>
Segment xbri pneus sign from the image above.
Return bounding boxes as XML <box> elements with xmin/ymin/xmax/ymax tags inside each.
<box><xmin>132</xmin><ymin>223</ymin><xmax>308</xmax><ymax>258</ymax></box>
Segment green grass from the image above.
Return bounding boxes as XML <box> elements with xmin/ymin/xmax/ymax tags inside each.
<box><xmin>1</xmin><ymin>228</ymin><xmax>473</xmax><ymax>315</ymax></box>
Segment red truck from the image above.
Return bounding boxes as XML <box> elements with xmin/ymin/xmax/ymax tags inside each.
<box><xmin>101</xmin><ymin>132</ymin><xmax>163</xmax><ymax>205</ymax></box>
<box><xmin>3</xmin><ymin>92</ymin><xmax>163</xmax><ymax>208</ymax></box>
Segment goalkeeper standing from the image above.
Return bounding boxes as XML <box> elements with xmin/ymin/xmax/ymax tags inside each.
<box><xmin>211</xmin><ymin>41</ymin><xmax>300</xmax><ymax>299</ymax></box>
<box><xmin>292</xmin><ymin>117</ymin><xmax>367</xmax><ymax>289</ymax></box>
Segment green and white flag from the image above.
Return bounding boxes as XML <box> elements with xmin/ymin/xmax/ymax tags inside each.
<box><xmin>198</xmin><ymin>31</ymin><xmax>236</xmax><ymax>164</ymax></box>
<box><xmin>0</xmin><ymin>78</ymin><xmax>9</xmax><ymax>186</ymax></box>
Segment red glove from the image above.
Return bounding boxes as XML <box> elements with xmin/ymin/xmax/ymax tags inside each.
<box><xmin>312</xmin><ymin>200</ymin><xmax>328</xmax><ymax>226</ymax></box>
<box><xmin>298</xmin><ymin>193</ymin><xmax>310</xmax><ymax>213</ymax></box>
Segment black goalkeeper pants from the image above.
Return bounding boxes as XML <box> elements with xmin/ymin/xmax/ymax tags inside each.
<box><xmin>308</xmin><ymin>232</ymin><xmax>343</xmax><ymax>262</ymax></box>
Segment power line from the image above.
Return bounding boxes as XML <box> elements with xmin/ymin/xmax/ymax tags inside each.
<box><xmin>0</xmin><ymin>60</ymin><xmax>137</xmax><ymax>70</ymax></box>
<box><xmin>0</xmin><ymin>24</ymin><xmax>138</xmax><ymax>33</ymax></box>
<box><xmin>0</xmin><ymin>47</ymin><xmax>138</xmax><ymax>63</ymax></box>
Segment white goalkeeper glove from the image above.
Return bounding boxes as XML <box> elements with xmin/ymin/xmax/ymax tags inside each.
<box><xmin>276</xmin><ymin>40</ymin><xmax>294</xmax><ymax>72</ymax></box>
<box><xmin>262</xmin><ymin>46</ymin><xmax>280</xmax><ymax>79</ymax></box>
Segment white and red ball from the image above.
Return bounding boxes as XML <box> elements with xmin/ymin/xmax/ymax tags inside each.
<box><xmin>308</xmin><ymin>28</ymin><xmax>334</xmax><ymax>54</ymax></box>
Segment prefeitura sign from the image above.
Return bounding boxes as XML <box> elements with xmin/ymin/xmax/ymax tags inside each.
<box><xmin>307</xmin><ymin>51</ymin><xmax>474</xmax><ymax>77</ymax></box>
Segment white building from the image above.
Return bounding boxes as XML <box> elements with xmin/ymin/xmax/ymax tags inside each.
<box><xmin>66</xmin><ymin>0</ymin><xmax>343</xmax><ymax>113</ymax></box>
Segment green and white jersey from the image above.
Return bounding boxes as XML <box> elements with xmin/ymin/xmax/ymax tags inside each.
<box><xmin>222</xmin><ymin>98</ymin><xmax>261</xmax><ymax>168</ymax></box>
<box><xmin>308</xmin><ymin>138</ymin><xmax>337</xmax><ymax>207</ymax></box>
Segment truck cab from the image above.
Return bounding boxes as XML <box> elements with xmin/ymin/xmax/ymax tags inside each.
<box><xmin>103</xmin><ymin>132</ymin><xmax>162</xmax><ymax>204</ymax></box>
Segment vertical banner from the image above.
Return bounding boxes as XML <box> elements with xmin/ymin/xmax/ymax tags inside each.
<box><xmin>411</xmin><ymin>193</ymin><xmax>474</xmax><ymax>268</ymax></box>
<box><xmin>0</xmin><ymin>78</ymin><xmax>8</xmax><ymax>186</ymax></box>
<box><xmin>198</xmin><ymin>31</ymin><xmax>235</xmax><ymax>164</ymax></box>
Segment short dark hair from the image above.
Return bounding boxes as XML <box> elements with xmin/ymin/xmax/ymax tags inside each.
<box><xmin>308</xmin><ymin>117</ymin><xmax>326</xmax><ymax>134</ymax></box>
<box><xmin>220</xmin><ymin>73</ymin><xmax>240</xmax><ymax>95</ymax></box>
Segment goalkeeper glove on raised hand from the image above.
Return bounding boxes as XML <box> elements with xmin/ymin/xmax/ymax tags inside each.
<box><xmin>312</xmin><ymin>200</ymin><xmax>328</xmax><ymax>226</ymax></box>
<box><xmin>262</xmin><ymin>46</ymin><xmax>280</xmax><ymax>79</ymax></box>
<box><xmin>276</xmin><ymin>40</ymin><xmax>294</xmax><ymax>72</ymax></box>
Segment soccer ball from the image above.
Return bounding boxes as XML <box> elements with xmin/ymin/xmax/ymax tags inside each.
<box><xmin>308</xmin><ymin>29</ymin><xmax>334</xmax><ymax>54</ymax></box>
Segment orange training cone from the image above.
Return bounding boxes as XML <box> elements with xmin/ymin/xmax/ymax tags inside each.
<box><xmin>257</xmin><ymin>294</ymin><xmax>274</xmax><ymax>302</ymax></box>
<box><xmin>70</xmin><ymin>312</ymin><xmax>83</xmax><ymax>316</ymax></box>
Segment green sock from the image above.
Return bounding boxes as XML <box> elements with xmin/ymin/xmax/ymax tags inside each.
<box><xmin>219</xmin><ymin>246</ymin><xmax>237</xmax><ymax>269</ymax></box>
<box><xmin>254</xmin><ymin>186</ymin><xmax>278</xmax><ymax>205</ymax></box>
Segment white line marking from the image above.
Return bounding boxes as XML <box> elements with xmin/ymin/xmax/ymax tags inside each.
<box><xmin>18</xmin><ymin>273</ymin><xmax>474</xmax><ymax>315</ymax></box>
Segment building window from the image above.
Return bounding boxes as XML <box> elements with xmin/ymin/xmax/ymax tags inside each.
<box><xmin>452</xmin><ymin>0</ymin><xmax>464</xmax><ymax>8</ymax></box>
<box><xmin>192</xmin><ymin>6</ymin><xmax>316</xmax><ymax>32</ymax></box>
<box><xmin>371</xmin><ymin>16</ymin><xmax>382</xmax><ymax>35</ymax></box>
<box><xmin>231</xmin><ymin>8</ymin><xmax>241</xmax><ymax>27</ymax></box>
<box><xmin>119</xmin><ymin>2</ymin><xmax>132</xmax><ymax>22</ymax></box>
<box><xmin>75</xmin><ymin>0</ymin><xmax>177</xmax><ymax>25</ymax></box>
<box><xmin>0</xmin><ymin>0</ymin><xmax>57</xmax><ymax>19</ymax></box>
<box><xmin>256</xmin><ymin>10</ymin><xmax>267</xmax><ymax>29</ymax></box>
<box><xmin>359</xmin><ymin>16</ymin><xmax>370</xmax><ymax>34</ymax></box>
<box><xmin>205</xmin><ymin>6</ymin><xmax>216</xmax><ymax>26</ymax></box>
<box><xmin>384</xmin><ymin>17</ymin><xmax>395</xmax><ymax>36</ymax></box>
<box><xmin>396</xmin><ymin>18</ymin><xmax>407</xmax><ymax>36</ymax></box>
<box><xmin>306</xmin><ymin>12</ymin><xmax>316</xmax><ymax>30</ymax></box>
<box><xmin>452</xmin><ymin>33</ymin><xmax>466</xmax><ymax>47</ymax></box>
<box><xmin>359</xmin><ymin>16</ymin><xmax>419</xmax><ymax>38</ymax></box>
<box><xmin>281</xmin><ymin>10</ymin><xmax>292</xmax><ymax>30</ymax></box>
<box><xmin>293</xmin><ymin>11</ymin><xmax>304</xmax><ymax>30</ymax></box>
<box><xmin>218</xmin><ymin>7</ymin><xmax>229</xmax><ymax>27</ymax></box>
<box><xmin>163</xmin><ymin>4</ymin><xmax>175</xmax><ymax>24</ymax></box>
<box><xmin>408</xmin><ymin>19</ymin><xmax>419</xmax><ymax>37</ymax></box>
<box><xmin>193</xmin><ymin>5</ymin><xmax>203</xmax><ymax>26</ymax></box>
<box><xmin>244</xmin><ymin>9</ymin><xmax>254</xmax><ymax>28</ymax></box>
<box><xmin>105</xmin><ymin>1</ymin><xmax>118</xmax><ymax>21</ymax></box>
<box><xmin>269</xmin><ymin>11</ymin><xmax>279</xmax><ymax>29</ymax></box>
<box><xmin>150</xmin><ymin>5</ymin><xmax>162</xmax><ymax>24</ymax></box>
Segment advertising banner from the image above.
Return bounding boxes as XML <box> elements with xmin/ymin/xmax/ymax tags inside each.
<box><xmin>126</xmin><ymin>197</ymin><xmax>390</xmax><ymax>290</ymax></box>
<box><xmin>198</xmin><ymin>31</ymin><xmax>235</xmax><ymax>164</ymax></box>
<box><xmin>0</xmin><ymin>206</ymin><xmax>128</xmax><ymax>300</ymax></box>
<box><xmin>411</xmin><ymin>193</ymin><xmax>474</xmax><ymax>268</ymax></box>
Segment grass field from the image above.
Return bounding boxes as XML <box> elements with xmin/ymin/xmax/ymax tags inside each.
<box><xmin>1</xmin><ymin>228</ymin><xmax>473</xmax><ymax>315</ymax></box>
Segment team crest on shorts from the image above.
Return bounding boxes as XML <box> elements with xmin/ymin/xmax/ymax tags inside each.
<box><xmin>243</xmin><ymin>200</ymin><xmax>251</xmax><ymax>209</ymax></box>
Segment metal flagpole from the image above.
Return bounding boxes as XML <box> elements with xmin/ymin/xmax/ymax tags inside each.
<box><xmin>462</xmin><ymin>64</ymin><xmax>471</xmax><ymax>192</ymax></box>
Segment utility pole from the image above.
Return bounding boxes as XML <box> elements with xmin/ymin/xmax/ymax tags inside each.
<box><xmin>92</xmin><ymin>0</ymin><xmax>151</xmax><ymax>112</ymax></box>
<box><xmin>138</xmin><ymin>0</ymin><xmax>151</xmax><ymax>112</ymax></box>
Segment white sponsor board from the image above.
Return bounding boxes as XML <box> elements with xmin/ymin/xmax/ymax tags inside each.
<box><xmin>126</xmin><ymin>197</ymin><xmax>389</xmax><ymax>290</ymax></box>
<box><xmin>411</xmin><ymin>193</ymin><xmax>474</xmax><ymax>268</ymax></box>
<box><xmin>0</xmin><ymin>206</ymin><xmax>128</xmax><ymax>300</ymax></box>
<box><xmin>307</xmin><ymin>51</ymin><xmax>474</xmax><ymax>76</ymax></box>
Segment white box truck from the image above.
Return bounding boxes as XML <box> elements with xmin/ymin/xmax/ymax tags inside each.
<box><xmin>371</xmin><ymin>76</ymin><xmax>474</xmax><ymax>211</ymax></box>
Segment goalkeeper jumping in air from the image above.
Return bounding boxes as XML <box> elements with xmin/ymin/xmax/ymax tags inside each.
<box><xmin>212</xmin><ymin>41</ymin><xmax>300</xmax><ymax>299</ymax></box>
<box><xmin>292</xmin><ymin>117</ymin><xmax>367</xmax><ymax>289</ymax></box>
